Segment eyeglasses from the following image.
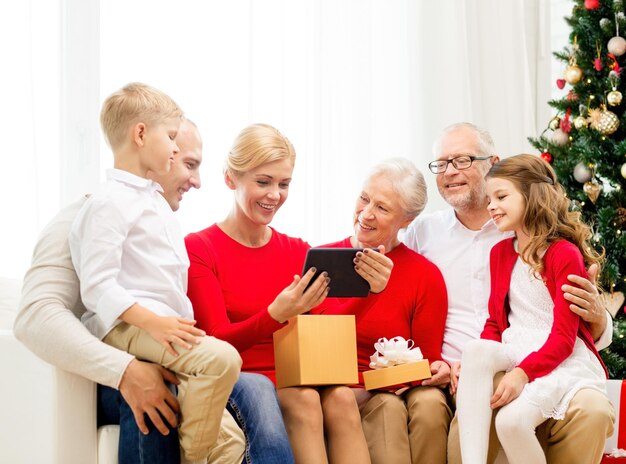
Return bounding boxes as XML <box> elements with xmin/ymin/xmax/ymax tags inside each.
<box><xmin>428</xmin><ymin>155</ymin><xmax>492</xmax><ymax>174</ymax></box>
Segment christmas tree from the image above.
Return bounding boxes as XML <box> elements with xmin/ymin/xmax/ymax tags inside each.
<box><xmin>529</xmin><ymin>0</ymin><xmax>626</xmax><ymax>377</ymax></box>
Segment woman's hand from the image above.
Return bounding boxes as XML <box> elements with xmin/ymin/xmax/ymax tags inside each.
<box><xmin>268</xmin><ymin>267</ymin><xmax>330</xmax><ymax>323</ymax></box>
<box><xmin>354</xmin><ymin>246</ymin><xmax>393</xmax><ymax>294</ymax></box>
<box><xmin>490</xmin><ymin>367</ymin><xmax>528</xmax><ymax>409</ymax></box>
<box><xmin>449</xmin><ymin>361</ymin><xmax>461</xmax><ymax>395</ymax></box>
<box><xmin>422</xmin><ymin>360</ymin><xmax>450</xmax><ymax>388</ymax></box>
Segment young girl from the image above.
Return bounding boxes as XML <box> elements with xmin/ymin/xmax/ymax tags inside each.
<box><xmin>456</xmin><ymin>154</ymin><xmax>608</xmax><ymax>464</ymax></box>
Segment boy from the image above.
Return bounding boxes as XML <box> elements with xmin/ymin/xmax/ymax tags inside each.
<box><xmin>69</xmin><ymin>83</ymin><xmax>241</xmax><ymax>464</ymax></box>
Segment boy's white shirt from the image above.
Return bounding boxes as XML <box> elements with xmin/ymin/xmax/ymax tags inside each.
<box><xmin>69</xmin><ymin>169</ymin><xmax>193</xmax><ymax>340</ymax></box>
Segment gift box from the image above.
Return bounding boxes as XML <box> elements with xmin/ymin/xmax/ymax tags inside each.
<box><xmin>605</xmin><ymin>379</ymin><xmax>626</xmax><ymax>454</ymax></box>
<box><xmin>363</xmin><ymin>359</ymin><xmax>432</xmax><ymax>390</ymax></box>
<box><xmin>273</xmin><ymin>315</ymin><xmax>358</xmax><ymax>389</ymax></box>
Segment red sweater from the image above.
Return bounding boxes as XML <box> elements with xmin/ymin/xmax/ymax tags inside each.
<box><xmin>185</xmin><ymin>226</ymin><xmax>382</xmax><ymax>383</ymax></box>
<box><xmin>185</xmin><ymin>225</ymin><xmax>309</xmax><ymax>383</ymax></box>
<box><xmin>481</xmin><ymin>238</ymin><xmax>607</xmax><ymax>381</ymax></box>
<box><xmin>315</xmin><ymin>238</ymin><xmax>448</xmax><ymax>389</ymax></box>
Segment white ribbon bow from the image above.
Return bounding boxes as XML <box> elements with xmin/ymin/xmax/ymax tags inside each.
<box><xmin>369</xmin><ymin>336</ymin><xmax>423</xmax><ymax>369</ymax></box>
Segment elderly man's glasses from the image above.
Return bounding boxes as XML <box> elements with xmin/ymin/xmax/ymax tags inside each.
<box><xmin>428</xmin><ymin>155</ymin><xmax>492</xmax><ymax>174</ymax></box>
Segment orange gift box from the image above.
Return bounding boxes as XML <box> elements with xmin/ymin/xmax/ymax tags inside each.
<box><xmin>273</xmin><ymin>315</ymin><xmax>358</xmax><ymax>389</ymax></box>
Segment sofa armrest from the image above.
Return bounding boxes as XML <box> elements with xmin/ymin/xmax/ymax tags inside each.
<box><xmin>0</xmin><ymin>329</ymin><xmax>98</xmax><ymax>463</ymax></box>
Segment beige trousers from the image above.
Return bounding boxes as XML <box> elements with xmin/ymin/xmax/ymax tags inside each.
<box><xmin>359</xmin><ymin>386</ymin><xmax>453</xmax><ymax>464</ymax></box>
<box><xmin>447</xmin><ymin>373</ymin><xmax>615</xmax><ymax>464</ymax></box>
<box><xmin>105</xmin><ymin>322</ymin><xmax>242</xmax><ymax>461</ymax></box>
<box><xmin>205</xmin><ymin>410</ymin><xmax>245</xmax><ymax>464</ymax></box>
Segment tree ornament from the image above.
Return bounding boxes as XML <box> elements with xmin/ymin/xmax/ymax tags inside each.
<box><xmin>565</xmin><ymin>64</ymin><xmax>583</xmax><ymax>84</ymax></box>
<box><xmin>595</xmin><ymin>40</ymin><xmax>603</xmax><ymax>71</ymax></box>
<box><xmin>585</xmin><ymin>0</ymin><xmax>600</xmax><ymax>8</ymax></box>
<box><xmin>560</xmin><ymin>108</ymin><xmax>572</xmax><ymax>133</ymax></box>
<box><xmin>608</xmin><ymin>90</ymin><xmax>623</xmax><ymax>106</ymax></box>
<box><xmin>601</xmin><ymin>18</ymin><xmax>613</xmax><ymax>32</ymax></box>
<box><xmin>608</xmin><ymin>16</ymin><xmax>626</xmax><ymax>56</ymax></box>
<box><xmin>551</xmin><ymin>128</ymin><xmax>569</xmax><ymax>146</ymax></box>
<box><xmin>583</xmin><ymin>181</ymin><xmax>602</xmax><ymax>203</ymax></box>
<box><xmin>574</xmin><ymin>115</ymin><xmax>588</xmax><ymax>129</ymax></box>
<box><xmin>549</xmin><ymin>116</ymin><xmax>561</xmax><ymax>130</ymax></box>
<box><xmin>541</xmin><ymin>152</ymin><xmax>553</xmax><ymax>163</ymax></box>
<box><xmin>621</xmin><ymin>162</ymin><xmax>626</xmax><ymax>179</ymax></box>
<box><xmin>574</xmin><ymin>162</ymin><xmax>593</xmax><ymax>183</ymax></box>
<box><xmin>556</xmin><ymin>79</ymin><xmax>566</xmax><ymax>89</ymax></box>
<box><xmin>589</xmin><ymin>105</ymin><xmax>620</xmax><ymax>134</ymax></box>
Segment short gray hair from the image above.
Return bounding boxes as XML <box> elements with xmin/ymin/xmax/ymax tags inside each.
<box><xmin>432</xmin><ymin>122</ymin><xmax>495</xmax><ymax>158</ymax></box>
<box><xmin>365</xmin><ymin>157</ymin><xmax>427</xmax><ymax>222</ymax></box>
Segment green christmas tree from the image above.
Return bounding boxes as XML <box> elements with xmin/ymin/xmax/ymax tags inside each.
<box><xmin>528</xmin><ymin>0</ymin><xmax>626</xmax><ymax>378</ymax></box>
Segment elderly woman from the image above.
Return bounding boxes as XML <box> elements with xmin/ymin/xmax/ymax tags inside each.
<box><xmin>185</xmin><ymin>123</ymin><xmax>393</xmax><ymax>464</ymax></box>
<box><xmin>315</xmin><ymin>158</ymin><xmax>450</xmax><ymax>464</ymax></box>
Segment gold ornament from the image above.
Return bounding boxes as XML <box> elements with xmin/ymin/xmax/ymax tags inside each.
<box><xmin>621</xmin><ymin>162</ymin><xmax>626</xmax><ymax>179</ymax></box>
<box><xmin>549</xmin><ymin>116</ymin><xmax>561</xmax><ymax>130</ymax></box>
<box><xmin>583</xmin><ymin>181</ymin><xmax>602</xmax><ymax>203</ymax></box>
<box><xmin>565</xmin><ymin>65</ymin><xmax>583</xmax><ymax>84</ymax></box>
<box><xmin>608</xmin><ymin>90</ymin><xmax>623</xmax><ymax>106</ymax></box>
<box><xmin>574</xmin><ymin>115</ymin><xmax>588</xmax><ymax>129</ymax></box>
<box><xmin>589</xmin><ymin>106</ymin><xmax>620</xmax><ymax>135</ymax></box>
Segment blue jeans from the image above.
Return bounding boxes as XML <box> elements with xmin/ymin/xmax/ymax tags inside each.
<box><xmin>98</xmin><ymin>373</ymin><xmax>293</xmax><ymax>464</ymax></box>
<box><xmin>98</xmin><ymin>384</ymin><xmax>180</xmax><ymax>464</ymax></box>
<box><xmin>227</xmin><ymin>373</ymin><xmax>295</xmax><ymax>464</ymax></box>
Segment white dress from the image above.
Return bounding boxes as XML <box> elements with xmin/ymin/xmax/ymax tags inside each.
<box><xmin>501</xmin><ymin>257</ymin><xmax>606</xmax><ymax>419</ymax></box>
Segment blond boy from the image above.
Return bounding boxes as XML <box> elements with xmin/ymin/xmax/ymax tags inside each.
<box><xmin>69</xmin><ymin>83</ymin><xmax>242</xmax><ymax>463</ymax></box>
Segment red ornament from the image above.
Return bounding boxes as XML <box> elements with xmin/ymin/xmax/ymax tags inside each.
<box><xmin>566</xmin><ymin>91</ymin><xmax>578</xmax><ymax>101</ymax></box>
<box><xmin>541</xmin><ymin>152</ymin><xmax>553</xmax><ymax>163</ymax></box>
<box><xmin>594</xmin><ymin>58</ymin><xmax>603</xmax><ymax>71</ymax></box>
<box><xmin>556</xmin><ymin>79</ymin><xmax>566</xmax><ymax>89</ymax></box>
<box><xmin>560</xmin><ymin>107</ymin><xmax>572</xmax><ymax>133</ymax></box>
<box><xmin>585</xmin><ymin>0</ymin><xmax>600</xmax><ymax>8</ymax></box>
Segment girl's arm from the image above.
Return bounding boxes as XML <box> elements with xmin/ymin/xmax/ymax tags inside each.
<box><xmin>517</xmin><ymin>242</ymin><xmax>585</xmax><ymax>381</ymax></box>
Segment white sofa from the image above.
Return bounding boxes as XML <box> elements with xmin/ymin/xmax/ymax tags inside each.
<box><xmin>0</xmin><ymin>277</ymin><xmax>119</xmax><ymax>464</ymax></box>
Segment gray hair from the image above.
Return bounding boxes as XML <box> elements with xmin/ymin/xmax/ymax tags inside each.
<box><xmin>432</xmin><ymin>122</ymin><xmax>495</xmax><ymax>158</ymax></box>
<box><xmin>365</xmin><ymin>157</ymin><xmax>427</xmax><ymax>222</ymax></box>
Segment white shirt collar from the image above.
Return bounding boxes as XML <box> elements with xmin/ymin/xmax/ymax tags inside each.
<box><xmin>106</xmin><ymin>168</ymin><xmax>163</xmax><ymax>193</ymax></box>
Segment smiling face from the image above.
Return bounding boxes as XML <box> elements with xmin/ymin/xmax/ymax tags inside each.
<box><xmin>227</xmin><ymin>158</ymin><xmax>294</xmax><ymax>227</ymax></box>
<box><xmin>435</xmin><ymin>126</ymin><xmax>493</xmax><ymax>212</ymax></box>
<box><xmin>486</xmin><ymin>177</ymin><xmax>526</xmax><ymax>235</ymax></box>
<box><xmin>353</xmin><ymin>174</ymin><xmax>411</xmax><ymax>251</ymax></box>
<box><xmin>149</xmin><ymin>119</ymin><xmax>202</xmax><ymax>211</ymax></box>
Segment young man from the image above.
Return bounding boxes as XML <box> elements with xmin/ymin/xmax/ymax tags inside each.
<box><xmin>403</xmin><ymin>122</ymin><xmax>614</xmax><ymax>463</ymax></box>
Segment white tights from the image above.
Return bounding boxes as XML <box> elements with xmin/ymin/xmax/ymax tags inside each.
<box><xmin>457</xmin><ymin>339</ymin><xmax>546</xmax><ymax>464</ymax></box>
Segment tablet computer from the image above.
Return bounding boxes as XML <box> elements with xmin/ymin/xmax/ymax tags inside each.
<box><xmin>302</xmin><ymin>248</ymin><xmax>370</xmax><ymax>298</ymax></box>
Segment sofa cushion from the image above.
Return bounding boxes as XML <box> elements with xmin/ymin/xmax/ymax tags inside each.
<box><xmin>0</xmin><ymin>277</ymin><xmax>22</xmax><ymax>329</ymax></box>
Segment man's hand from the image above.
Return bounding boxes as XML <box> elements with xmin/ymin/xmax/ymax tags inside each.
<box><xmin>119</xmin><ymin>359</ymin><xmax>180</xmax><ymax>435</ymax></box>
<box><xmin>449</xmin><ymin>361</ymin><xmax>461</xmax><ymax>395</ymax></box>
<box><xmin>490</xmin><ymin>367</ymin><xmax>528</xmax><ymax>409</ymax></box>
<box><xmin>562</xmin><ymin>263</ymin><xmax>607</xmax><ymax>341</ymax></box>
<box><xmin>422</xmin><ymin>360</ymin><xmax>450</xmax><ymax>387</ymax></box>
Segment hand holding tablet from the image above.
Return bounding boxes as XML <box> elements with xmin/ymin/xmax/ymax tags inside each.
<box><xmin>302</xmin><ymin>248</ymin><xmax>371</xmax><ymax>297</ymax></box>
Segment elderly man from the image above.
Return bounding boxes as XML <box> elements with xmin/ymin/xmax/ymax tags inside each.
<box><xmin>402</xmin><ymin>122</ymin><xmax>614</xmax><ymax>464</ymax></box>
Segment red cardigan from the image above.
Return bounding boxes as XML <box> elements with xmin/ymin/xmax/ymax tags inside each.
<box><xmin>481</xmin><ymin>238</ymin><xmax>607</xmax><ymax>381</ymax></box>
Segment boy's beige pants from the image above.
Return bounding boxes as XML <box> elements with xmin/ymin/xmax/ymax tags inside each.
<box><xmin>105</xmin><ymin>322</ymin><xmax>242</xmax><ymax>461</ymax></box>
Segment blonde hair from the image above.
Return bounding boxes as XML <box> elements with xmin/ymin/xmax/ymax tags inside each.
<box><xmin>486</xmin><ymin>154</ymin><xmax>603</xmax><ymax>276</ymax></box>
<box><xmin>366</xmin><ymin>158</ymin><xmax>427</xmax><ymax>222</ymax></box>
<box><xmin>226</xmin><ymin>123</ymin><xmax>295</xmax><ymax>176</ymax></box>
<box><xmin>100</xmin><ymin>82</ymin><xmax>182</xmax><ymax>150</ymax></box>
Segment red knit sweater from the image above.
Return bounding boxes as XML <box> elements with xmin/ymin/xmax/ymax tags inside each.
<box><xmin>315</xmin><ymin>238</ymin><xmax>448</xmax><ymax>389</ymax></box>
<box><xmin>481</xmin><ymin>238</ymin><xmax>607</xmax><ymax>381</ymax></box>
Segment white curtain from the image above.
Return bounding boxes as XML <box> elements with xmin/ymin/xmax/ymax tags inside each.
<box><xmin>2</xmin><ymin>0</ymin><xmax>552</xmax><ymax>278</ymax></box>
